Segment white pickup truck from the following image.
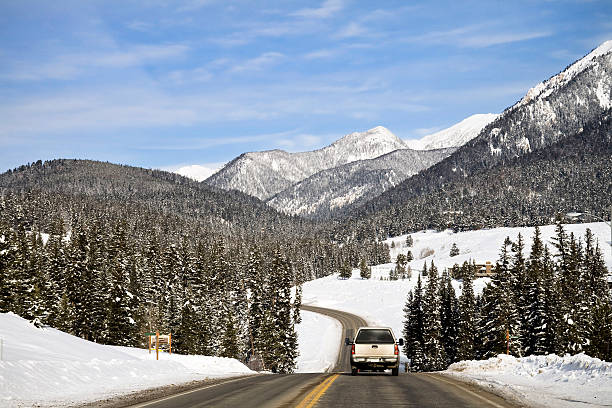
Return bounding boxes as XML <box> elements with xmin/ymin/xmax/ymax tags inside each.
<box><xmin>345</xmin><ymin>327</ymin><xmax>404</xmax><ymax>376</ymax></box>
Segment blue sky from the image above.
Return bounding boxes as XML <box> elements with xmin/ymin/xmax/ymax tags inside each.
<box><xmin>1</xmin><ymin>0</ymin><xmax>611</xmax><ymax>173</ymax></box>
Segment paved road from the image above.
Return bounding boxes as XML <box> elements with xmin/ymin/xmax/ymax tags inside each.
<box><xmin>126</xmin><ymin>305</ymin><xmax>520</xmax><ymax>408</ymax></box>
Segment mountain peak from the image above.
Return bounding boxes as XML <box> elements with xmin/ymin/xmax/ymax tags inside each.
<box><xmin>517</xmin><ymin>39</ymin><xmax>612</xmax><ymax>109</ymax></box>
<box><xmin>405</xmin><ymin>114</ymin><xmax>498</xmax><ymax>150</ymax></box>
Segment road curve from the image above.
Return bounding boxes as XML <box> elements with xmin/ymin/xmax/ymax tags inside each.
<box><xmin>122</xmin><ymin>305</ymin><xmax>520</xmax><ymax>408</ymax></box>
<box><xmin>301</xmin><ymin>304</ymin><xmax>367</xmax><ymax>373</ymax></box>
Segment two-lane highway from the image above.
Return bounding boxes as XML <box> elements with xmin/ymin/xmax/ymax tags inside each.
<box><xmin>121</xmin><ymin>305</ymin><xmax>520</xmax><ymax>408</ymax></box>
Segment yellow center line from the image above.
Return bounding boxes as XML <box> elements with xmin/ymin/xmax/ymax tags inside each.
<box><xmin>295</xmin><ymin>374</ymin><xmax>340</xmax><ymax>408</ymax></box>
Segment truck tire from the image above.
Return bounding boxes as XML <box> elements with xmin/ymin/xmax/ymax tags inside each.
<box><xmin>351</xmin><ymin>368</ymin><xmax>358</xmax><ymax>376</ymax></box>
<box><xmin>391</xmin><ymin>367</ymin><xmax>399</xmax><ymax>376</ymax></box>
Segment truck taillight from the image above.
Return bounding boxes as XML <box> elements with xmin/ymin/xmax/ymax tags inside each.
<box><xmin>351</xmin><ymin>344</ymin><xmax>355</xmax><ymax>355</ymax></box>
<box><xmin>394</xmin><ymin>344</ymin><xmax>399</xmax><ymax>355</ymax></box>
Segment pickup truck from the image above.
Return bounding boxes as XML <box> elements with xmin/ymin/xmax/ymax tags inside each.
<box><xmin>345</xmin><ymin>327</ymin><xmax>404</xmax><ymax>376</ymax></box>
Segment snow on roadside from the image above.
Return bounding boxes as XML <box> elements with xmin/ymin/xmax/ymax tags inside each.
<box><xmin>444</xmin><ymin>353</ymin><xmax>612</xmax><ymax>408</ymax></box>
<box><xmin>0</xmin><ymin>312</ymin><xmax>254</xmax><ymax>407</ymax></box>
<box><xmin>295</xmin><ymin>310</ymin><xmax>342</xmax><ymax>373</ymax></box>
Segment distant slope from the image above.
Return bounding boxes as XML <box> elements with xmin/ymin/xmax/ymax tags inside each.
<box><xmin>405</xmin><ymin>113</ymin><xmax>498</xmax><ymax>150</ymax></box>
<box><xmin>0</xmin><ymin>159</ymin><xmax>300</xmax><ymax>239</ymax></box>
<box><xmin>348</xmin><ymin>40</ymin><xmax>612</xmax><ymax>236</ymax></box>
<box><xmin>205</xmin><ymin>126</ymin><xmax>408</xmax><ymax>200</ymax></box>
<box><xmin>344</xmin><ymin>109</ymin><xmax>612</xmax><ymax>238</ymax></box>
<box><xmin>267</xmin><ymin>147</ymin><xmax>456</xmax><ymax>219</ymax></box>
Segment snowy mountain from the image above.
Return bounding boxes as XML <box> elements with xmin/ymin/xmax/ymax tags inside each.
<box><xmin>267</xmin><ymin>147</ymin><xmax>456</xmax><ymax>219</ymax></box>
<box><xmin>205</xmin><ymin>126</ymin><xmax>408</xmax><ymax>200</ymax></box>
<box><xmin>405</xmin><ymin>113</ymin><xmax>498</xmax><ymax>150</ymax></box>
<box><xmin>349</xmin><ymin>40</ymin><xmax>612</xmax><ymax>234</ymax></box>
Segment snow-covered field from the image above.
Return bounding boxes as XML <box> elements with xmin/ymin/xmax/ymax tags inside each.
<box><xmin>0</xmin><ymin>313</ymin><xmax>254</xmax><ymax>407</ymax></box>
<box><xmin>446</xmin><ymin>353</ymin><xmax>612</xmax><ymax>408</ymax></box>
<box><xmin>300</xmin><ymin>222</ymin><xmax>612</xmax><ymax>407</ymax></box>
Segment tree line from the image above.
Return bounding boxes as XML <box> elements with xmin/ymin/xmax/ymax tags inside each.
<box><xmin>0</xmin><ymin>215</ymin><xmax>306</xmax><ymax>372</ymax></box>
<box><xmin>403</xmin><ymin>224</ymin><xmax>611</xmax><ymax>371</ymax></box>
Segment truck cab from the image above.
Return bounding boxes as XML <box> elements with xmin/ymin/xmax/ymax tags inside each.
<box><xmin>345</xmin><ymin>327</ymin><xmax>403</xmax><ymax>376</ymax></box>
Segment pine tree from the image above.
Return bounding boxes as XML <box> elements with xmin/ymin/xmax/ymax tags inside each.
<box><xmin>525</xmin><ymin>227</ymin><xmax>547</xmax><ymax>355</ymax></box>
<box><xmin>422</xmin><ymin>261</ymin><xmax>446</xmax><ymax>370</ymax></box>
<box><xmin>450</xmin><ymin>243</ymin><xmax>460</xmax><ymax>257</ymax></box>
<box><xmin>359</xmin><ymin>258</ymin><xmax>371</xmax><ymax>279</ymax></box>
<box><xmin>439</xmin><ymin>269</ymin><xmax>458</xmax><ymax>365</ymax></box>
<box><xmin>456</xmin><ymin>262</ymin><xmax>476</xmax><ymax>361</ymax></box>
<box><xmin>339</xmin><ymin>262</ymin><xmax>352</xmax><ymax>280</ymax></box>
<box><xmin>403</xmin><ymin>276</ymin><xmax>426</xmax><ymax>371</ymax></box>
<box><xmin>405</xmin><ymin>235</ymin><xmax>413</xmax><ymax>247</ymax></box>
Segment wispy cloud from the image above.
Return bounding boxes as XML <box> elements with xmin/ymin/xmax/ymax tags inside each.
<box><xmin>143</xmin><ymin>129</ymin><xmax>300</xmax><ymax>151</ymax></box>
<box><xmin>336</xmin><ymin>22</ymin><xmax>369</xmax><ymax>39</ymax></box>
<box><xmin>167</xmin><ymin>67</ymin><xmax>212</xmax><ymax>84</ymax></box>
<box><xmin>3</xmin><ymin>44</ymin><xmax>190</xmax><ymax>81</ymax></box>
<box><xmin>303</xmin><ymin>49</ymin><xmax>339</xmax><ymax>60</ymax></box>
<box><xmin>230</xmin><ymin>52</ymin><xmax>284</xmax><ymax>72</ymax></box>
<box><xmin>460</xmin><ymin>31</ymin><xmax>552</xmax><ymax>47</ymax></box>
<box><xmin>406</xmin><ymin>24</ymin><xmax>552</xmax><ymax>48</ymax></box>
<box><xmin>291</xmin><ymin>0</ymin><xmax>344</xmax><ymax>19</ymax></box>
<box><xmin>277</xmin><ymin>133</ymin><xmax>325</xmax><ymax>151</ymax></box>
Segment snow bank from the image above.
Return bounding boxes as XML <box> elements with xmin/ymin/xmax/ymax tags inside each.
<box><xmin>295</xmin><ymin>310</ymin><xmax>342</xmax><ymax>373</ymax></box>
<box><xmin>0</xmin><ymin>313</ymin><xmax>254</xmax><ymax>407</ymax></box>
<box><xmin>445</xmin><ymin>353</ymin><xmax>612</xmax><ymax>408</ymax></box>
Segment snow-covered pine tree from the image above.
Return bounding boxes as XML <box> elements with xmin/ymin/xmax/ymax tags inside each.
<box><xmin>266</xmin><ymin>250</ymin><xmax>298</xmax><ymax>373</ymax></box>
<box><xmin>439</xmin><ymin>269</ymin><xmax>458</xmax><ymax>365</ymax></box>
<box><xmin>403</xmin><ymin>276</ymin><xmax>426</xmax><ymax>371</ymax></box>
<box><xmin>422</xmin><ymin>261</ymin><xmax>446</xmax><ymax>370</ymax></box>
<box><xmin>556</xmin><ymin>232</ymin><xmax>585</xmax><ymax>354</ymax></box>
<box><xmin>339</xmin><ymin>262</ymin><xmax>352</xmax><ymax>279</ymax></box>
<box><xmin>406</xmin><ymin>235</ymin><xmax>413</xmax><ymax>247</ymax></box>
<box><xmin>510</xmin><ymin>233</ymin><xmax>529</xmax><ymax>355</ymax></box>
<box><xmin>525</xmin><ymin>226</ymin><xmax>547</xmax><ymax>355</ymax></box>
<box><xmin>293</xmin><ymin>283</ymin><xmax>302</xmax><ymax>325</ymax></box>
<box><xmin>540</xmin><ymin>245</ymin><xmax>559</xmax><ymax>354</ymax></box>
<box><xmin>495</xmin><ymin>237</ymin><xmax>523</xmax><ymax>356</ymax></box>
<box><xmin>0</xmin><ymin>221</ymin><xmax>12</xmax><ymax>313</ymax></box>
<box><xmin>582</xmin><ymin>231</ymin><xmax>612</xmax><ymax>360</ymax></box>
<box><xmin>456</xmin><ymin>262</ymin><xmax>476</xmax><ymax>361</ymax></box>
<box><xmin>450</xmin><ymin>243</ymin><xmax>459</xmax><ymax>257</ymax></box>
<box><xmin>359</xmin><ymin>258</ymin><xmax>371</xmax><ymax>279</ymax></box>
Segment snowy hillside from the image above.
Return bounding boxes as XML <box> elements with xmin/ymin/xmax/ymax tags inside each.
<box><xmin>205</xmin><ymin>126</ymin><xmax>408</xmax><ymax>200</ymax></box>
<box><xmin>406</xmin><ymin>113</ymin><xmax>498</xmax><ymax>150</ymax></box>
<box><xmin>302</xmin><ymin>222</ymin><xmax>611</xmax><ymax>340</ymax></box>
<box><xmin>0</xmin><ymin>313</ymin><xmax>254</xmax><ymax>407</ymax></box>
<box><xmin>267</xmin><ymin>147</ymin><xmax>455</xmax><ymax>219</ymax></box>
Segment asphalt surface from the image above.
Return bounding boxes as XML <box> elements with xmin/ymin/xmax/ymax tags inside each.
<box><xmin>125</xmin><ymin>305</ymin><xmax>521</xmax><ymax>408</ymax></box>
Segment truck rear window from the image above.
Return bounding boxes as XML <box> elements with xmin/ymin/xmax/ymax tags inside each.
<box><xmin>355</xmin><ymin>329</ymin><xmax>394</xmax><ymax>344</ymax></box>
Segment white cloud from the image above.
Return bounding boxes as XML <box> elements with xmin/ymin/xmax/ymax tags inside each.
<box><xmin>405</xmin><ymin>24</ymin><xmax>552</xmax><ymax>48</ymax></box>
<box><xmin>167</xmin><ymin>67</ymin><xmax>212</xmax><ymax>84</ymax></box>
<box><xmin>3</xmin><ymin>44</ymin><xmax>190</xmax><ymax>81</ymax></box>
<box><xmin>291</xmin><ymin>0</ymin><xmax>344</xmax><ymax>19</ymax></box>
<box><xmin>336</xmin><ymin>22</ymin><xmax>368</xmax><ymax>38</ymax></box>
<box><xmin>230</xmin><ymin>52</ymin><xmax>284</xmax><ymax>72</ymax></box>
<box><xmin>276</xmin><ymin>134</ymin><xmax>324</xmax><ymax>151</ymax></box>
<box><xmin>303</xmin><ymin>49</ymin><xmax>338</xmax><ymax>60</ymax></box>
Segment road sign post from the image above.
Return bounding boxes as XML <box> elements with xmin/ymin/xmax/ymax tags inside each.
<box><xmin>506</xmin><ymin>329</ymin><xmax>509</xmax><ymax>355</ymax></box>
